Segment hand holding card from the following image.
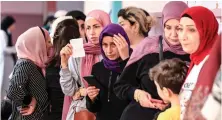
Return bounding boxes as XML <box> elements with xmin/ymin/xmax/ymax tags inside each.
<box><xmin>70</xmin><ymin>38</ymin><xmax>85</xmax><ymax>58</ymax></box>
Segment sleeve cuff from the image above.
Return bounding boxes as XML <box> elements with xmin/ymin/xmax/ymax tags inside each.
<box><xmin>128</xmin><ymin>87</ymin><xmax>136</xmax><ymax>101</ymax></box>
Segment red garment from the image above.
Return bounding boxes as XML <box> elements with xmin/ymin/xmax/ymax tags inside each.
<box><xmin>184</xmin><ymin>34</ymin><xmax>221</xmax><ymax>120</ymax></box>
<box><xmin>180</xmin><ymin>6</ymin><xmax>219</xmax><ymax>74</ymax></box>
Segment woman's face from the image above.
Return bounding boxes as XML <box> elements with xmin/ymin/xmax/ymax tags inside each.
<box><xmin>118</xmin><ymin>16</ymin><xmax>135</xmax><ymax>41</ymax></box>
<box><xmin>178</xmin><ymin>17</ymin><xmax>200</xmax><ymax>54</ymax></box>
<box><xmin>102</xmin><ymin>36</ymin><xmax>120</xmax><ymax>60</ymax></box>
<box><xmin>8</xmin><ymin>23</ymin><xmax>16</xmax><ymax>32</ymax></box>
<box><xmin>45</xmin><ymin>36</ymin><xmax>53</xmax><ymax>55</ymax></box>
<box><xmin>164</xmin><ymin>19</ymin><xmax>180</xmax><ymax>45</ymax></box>
<box><xmin>85</xmin><ymin>18</ymin><xmax>103</xmax><ymax>44</ymax></box>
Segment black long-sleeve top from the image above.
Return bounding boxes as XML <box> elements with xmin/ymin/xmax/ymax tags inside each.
<box><xmin>86</xmin><ymin>59</ymin><xmax>130</xmax><ymax>120</ymax></box>
<box><xmin>114</xmin><ymin>51</ymin><xmax>190</xmax><ymax>120</ymax></box>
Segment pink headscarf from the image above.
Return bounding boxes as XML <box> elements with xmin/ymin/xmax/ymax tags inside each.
<box><xmin>15</xmin><ymin>26</ymin><xmax>49</xmax><ymax>76</ymax></box>
<box><xmin>126</xmin><ymin>1</ymin><xmax>188</xmax><ymax>67</ymax></box>
<box><xmin>81</xmin><ymin>9</ymin><xmax>111</xmax><ymax>87</ymax></box>
<box><xmin>162</xmin><ymin>1</ymin><xmax>188</xmax><ymax>55</ymax></box>
<box><xmin>62</xmin><ymin>10</ymin><xmax>111</xmax><ymax>120</ymax></box>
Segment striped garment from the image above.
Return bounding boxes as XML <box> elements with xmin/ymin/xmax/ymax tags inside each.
<box><xmin>7</xmin><ymin>58</ymin><xmax>49</xmax><ymax>120</ymax></box>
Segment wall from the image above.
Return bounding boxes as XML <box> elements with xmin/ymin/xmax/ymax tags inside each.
<box><xmin>1</xmin><ymin>1</ymin><xmax>46</xmax><ymax>44</ymax></box>
<box><xmin>57</xmin><ymin>1</ymin><xmax>84</xmax><ymax>12</ymax></box>
<box><xmin>84</xmin><ymin>1</ymin><xmax>111</xmax><ymax>15</ymax></box>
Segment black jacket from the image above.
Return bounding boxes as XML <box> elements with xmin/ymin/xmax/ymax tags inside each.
<box><xmin>86</xmin><ymin>59</ymin><xmax>130</xmax><ymax>120</ymax></box>
<box><xmin>114</xmin><ymin>51</ymin><xmax>190</xmax><ymax>120</ymax></box>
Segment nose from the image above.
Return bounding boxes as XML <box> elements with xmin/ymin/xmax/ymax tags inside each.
<box><xmin>107</xmin><ymin>45</ymin><xmax>112</xmax><ymax>54</ymax></box>
<box><xmin>89</xmin><ymin>27</ymin><xmax>95</xmax><ymax>36</ymax></box>
<box><xmin>172</xmin><ymin>28</ymin><xmax>178</xmax><ymax>37</ymax></box>
<box><xmin>178</xmin><ymin>30</ymin><xmax>187</xmax><ymax>42</ymax></box>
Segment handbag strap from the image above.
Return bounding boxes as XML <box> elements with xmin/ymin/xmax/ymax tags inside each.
<box><xmin>158</xmin><ymin>35</ymin><xmax>163</xmax><ymax>61</ymax></box>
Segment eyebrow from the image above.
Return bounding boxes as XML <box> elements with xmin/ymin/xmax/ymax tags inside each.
<box><xmin>179</xmin><ymin>24</ymin><xmax>195</xmax><ymax>27</ymax></box>
<box><xmin>86</xmin><ymin>24</ymin><xmax>100</xmax><ymax>27</ymax></box>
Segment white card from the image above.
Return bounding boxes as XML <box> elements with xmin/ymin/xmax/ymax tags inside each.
<box><xmin>70</xmin><ymin>38</ymin><xmax>85</xmax><ymax>58</ymax></box>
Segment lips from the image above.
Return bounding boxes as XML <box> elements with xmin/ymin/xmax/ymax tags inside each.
<box><xmin>90</xmin><ymin>37</ymin><xmax>97</xmax><ymax>41</ymax></box>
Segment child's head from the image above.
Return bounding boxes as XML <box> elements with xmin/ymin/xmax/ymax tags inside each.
<box><xmin>149</xmin><ymin>58</ymin><xmax>188</xmax><ymax>102</ymax></box>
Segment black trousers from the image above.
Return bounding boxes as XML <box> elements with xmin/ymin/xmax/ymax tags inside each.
<box><xmin>47</xmin><ymin>87</ymin><xmax>64</xmax><ymax>120</ymax></box>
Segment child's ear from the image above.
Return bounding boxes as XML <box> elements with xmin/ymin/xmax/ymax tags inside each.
<box><xmin>162</xmin><ymin>87</ymin><xmax>170</xmax><ymax>97</ymax></box>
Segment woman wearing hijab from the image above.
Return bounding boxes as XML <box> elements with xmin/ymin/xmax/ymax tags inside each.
<box><xmin>178</xmin><ymin>6</ymin><xmax>219</xmax><ymax>119</ymax></box>
<box><xmin>46</xmin><ymin>16</ymin><xmax>80</xmax><ymax>120</ymax></box>
<box><xmin>183</xmin><ymin>34</ymin><xmax>221</xmax><ymax>120</ymax></box>
<box><xmin>86</xmin><ymin>24</ymin><xmax>131</xmax><ymax>120</ymax></box>
<box><xmin>7</xmin><ymin>26</ymin><xmax>52</xmax><ymax>120</ymax></box>
<box><xmin>0</xmin><ymin>16</ymin><xmax>17</xmax><ymax>100</ymax></box>
<box><xmin>114</xmin><ymin>2</ymin><xmax>190</xmax><ymax>120</ymax></box>
<box><xmin>59</xmin><ymin>9</ymin><xmax>111</xmax><ymax>120</ymax></box>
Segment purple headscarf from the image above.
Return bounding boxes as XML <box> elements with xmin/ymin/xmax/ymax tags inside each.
<box><xmin>99</xmin><ymin>24</ymin><xmax>131</xmax><ymax>73</ymax></box>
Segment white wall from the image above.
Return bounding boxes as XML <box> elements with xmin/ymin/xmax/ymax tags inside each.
<box><xmin>122</xmin><ymin>1</ymin><xmax>170</xmax><ymax>13</ymax></box>
<box><xmin>84</xmin><ymin>1</ymin><xmax>111</xmax><ymax>15</ymax></box>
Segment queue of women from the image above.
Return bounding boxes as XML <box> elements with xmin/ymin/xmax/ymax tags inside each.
<box><xmin>1</xmin><ymin>1</ymin><xmax>221</xmax><ymax>120</ymax></box>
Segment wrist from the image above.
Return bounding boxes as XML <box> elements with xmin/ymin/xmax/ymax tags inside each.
<box><xmin>134</xmin><ymin>89</ymin><xmax>141</xmax><ymax>102</ymax></box>
<box><xmin>61</xmin><ymin>61</ymin><xmax>68</xmax><ymax>69</ymax></box>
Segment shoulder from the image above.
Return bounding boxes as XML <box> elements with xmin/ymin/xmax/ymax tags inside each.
<box><xmin>92</xmin><ymin>61</ymin><xmax>105</xmax><ymax>70</ymax></box>
<box><xmin>0</xmin><ymin>30</ymin><xmax>7</xmax><ymax>38</ymax></box>
<box><xmin>15</xmin><ymin>59</ymin><xmax>36</xmax><ymax>70</ymax></box>
<box><xmin>158</xmin><ymin>106</ymin><xmax>180</xmax><ymax>120</ymax></box>
<box><xmin>163</xmin><ymin>51</ymin><xmax>190</xmax><ymax>62</ymax></box>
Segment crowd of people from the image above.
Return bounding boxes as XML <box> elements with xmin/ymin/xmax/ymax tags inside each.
<box><xmin>1</xmin><ymin>1</ymin><xmax>221</xmax><ymax>120</ymax></box>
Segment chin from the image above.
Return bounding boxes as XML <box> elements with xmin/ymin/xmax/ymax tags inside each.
<box><xmin>107</xmin><ymin>57</ymin><xmax>117</xmax><ymax>60</ymax></box>
<box><xmin>91</xmin><ymin>41</ymin><xmax>99</xmax><ymax>44</ymax></box>
<box><xmin>183</xmin><ymin>48</ymin><xmax>193</xmax><ymax>54</ymax></box>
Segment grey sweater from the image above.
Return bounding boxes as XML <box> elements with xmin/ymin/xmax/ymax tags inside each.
<box><xmin>60</xmin><ymin>56</ymin><xmax>102</xmax><ymax>120</ymax></box>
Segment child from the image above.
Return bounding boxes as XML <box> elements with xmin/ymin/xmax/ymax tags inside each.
<box><xmin>149</xmin><ymin>58</ymin><xmax>188</xmax><ymax>120</ymax></box>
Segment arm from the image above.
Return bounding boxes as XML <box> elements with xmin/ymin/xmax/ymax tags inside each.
<box><xmin>114</xmin><ymin>54</ymin><xmax>160</xmax><ymax>101</ymax></box>
<box><xmin>7</xmin><ymin>61</ymin><xmax>31</xmax><ymax>106</ymax></box>
<box><xmin>60</xmin><ymin>57</ymin><xmax>81</xmax><ymax>96</ymax></box>
<box><xmin>0</xmin><ymin>31</ymin><xmax>16</xmax><ymax>54</ymax></box>
<box><xmin>119</xmin><ymin>58</ymin><xmax>129</xmax><ymax>70</ymax></box>
<box><xmin>86</xmin><ymin>64</ymin><xmax>102</xmax><ymax>112</ymax></box>
<box><xmin>86</xmin><ymin>95</ymin><xmax>101</xmax><ymax>113</ymax></box>
<box><xmin>114</xmin><ymin>62</ymin><xmax>139</xmax><ymax>101</ymax></box>
<box><xmin>4</xmin><ymin>46</ymin><xmax>16</xmax><ymax>54</ymax></box>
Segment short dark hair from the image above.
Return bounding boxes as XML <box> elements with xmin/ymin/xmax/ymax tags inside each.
<box><xmin>149</xmin><ymin>58</ymin><xmax>188</xmax><ymax>94</ymax></box>
<box><xmin>51</xmin><ymin>18</ymin><xmax>80</xmax><ymax>66</ymax></box>
<box><xmin>66</xmin><ymin>10</ymin><xmax>86</xmax><ymax>21</ymax></box>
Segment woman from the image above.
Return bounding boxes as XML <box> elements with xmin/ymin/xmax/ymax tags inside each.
<box><xmin>59</xmin><ymin>9</ymin><xmax>111</xmax><ymax>120</ymax></box>
<box><xmin>114</xmin><ymin>2</ymin><xmax>190</xmax><ymax>120</ymax></box>
<box><xmin>184</xmin><ymin>34</ymin><xmax>221</xmax><ymax>120</ymax></box>
<box><xmin>7</xmin><ymin>26</ymin><xmax>52</xmax><ymax>120</ymax></box>
<box><xmin>46</xmin><ymin>17</ymin><xmax>80</xmax><ymax>120</ymax></box>
<box><xmin>86</xmin><ymin>24</ymin><xmax>131</xmax><ymax>120</ymax></box>
<box><xmin>117</xmin><ymin>6</ymin><xmax>153</xmax><ymax>49</ymax></box>
<box><xmin>177</xmin><ymin>6</ymin><xmax>219</xmax><ymax>119</ymax></box>
<box><xmin>0</xmin><ymin>16</ymin><xmax>17</xmax><ymax>100</ymax></box>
